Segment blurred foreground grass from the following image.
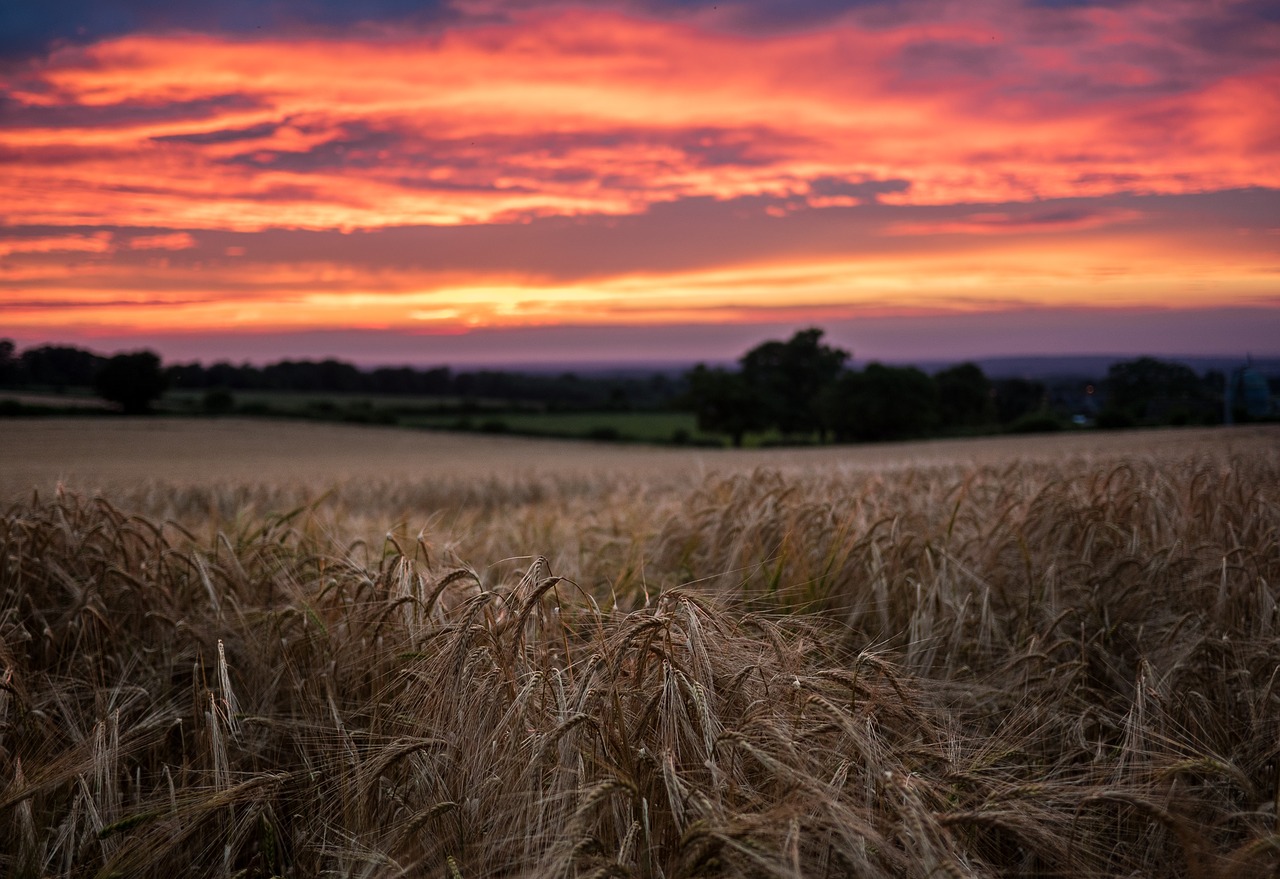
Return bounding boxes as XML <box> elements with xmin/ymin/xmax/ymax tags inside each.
<box><xmin>2</xmin><ymin>425</ymin><xmax>1278</xmax><ymax>876</ymax></box>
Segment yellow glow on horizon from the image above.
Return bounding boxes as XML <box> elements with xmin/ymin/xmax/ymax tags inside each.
<box><xmin>5</xmin><ymin>236</ymin><xmax>1274</xmax><ymax>337</ymax></box>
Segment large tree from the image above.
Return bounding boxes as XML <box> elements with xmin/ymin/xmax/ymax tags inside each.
<box><xmin>1104</xmin><ymin>356</ymin><xmax>1208</xmax><ymax>424</ymax></box>
<box><xmin>94</xmin><ymin>351</ymin><xmax>168</xmax><ymax>414</ymax></box>
<box><xmin>823</xmin><ymin>363</ymin><xmax>939</xmax><ymax>442</ymax></box>
<box><xmin>935</xmin><ymin>362</ymin><xmax>994</xmax><ymax>430</ymax></box>
<box><xmin>0</xmin><ymin>339</ymin><xmax>17</xmax><ymax>386</ymax></box>
<box><xmin>20</xmin><ymin>344</ymin><xmax>104</xmax><ymax>390</ymax></box>
<box><xmin>740</xmin><ymin>328</ymin><xmax>849</xmax><ymax>439</ymax></box>
<box><xmin>992</xmin><ymin>377</ymin><xmax>1046</xmax><ymax>425</ymax></box>
<box><xmin>685</xmin><ymin>364</ymin><xmax>764</xmax><ymax>447</ymax></box>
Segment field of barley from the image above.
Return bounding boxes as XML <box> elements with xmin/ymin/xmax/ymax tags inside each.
<box><xmin>2</xmin><ymin>418</ymin><xmax>1279</xmax><ymax>878</ymax></box>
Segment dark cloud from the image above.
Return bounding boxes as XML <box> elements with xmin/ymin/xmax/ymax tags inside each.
<box><xmin>0</xmin><ymin>0</ymin><xmax>453</xmax><ymax>60</ymax></box>
<box><xmin>806</xmin><ymin>176</ymin><xmax>910</xmax><ymax>201</ymax></box>
<box><xmin>0</xmin><ymin>144</ymin><xmax>117</xmax><ymax>165</ymax></box>
<box><xmin>1</xmin><ymin>0</ymin><xmax>864</xmax><ymax>61</ymax></box>
<box><xmin>0</xmin><ymin>93</ymin><xmax>266</xmax><ymax>130</ymax></box>
<box><xmin>1177</xmin><ymin>0</ymin><xmax>1280</xmax><ymax>61</ymax></box>
<box><xmin>624</xmin><ymin>0</ymin><xmax>893</xmax><ymax>30</ymax></box>
<box><xmin>215</xmin><ymin>122</ymin><xmax>812</xmax><ymax>182</ymax></box>
<box><xmin>1023</xmin><ymin>0</ymin><xmax>1140</xmax><ymax>8</ymax></box>
<box><xmin>1070</xmin><ymin>172</ymin><xmax>1144</xmax><ymax>187</ymax></box>
<box><xmin>91</xmin><ymin>179</ymin><xmax>324</xmax><ymax>204</ymax></box>
<box><xmin>885</xmin><ymin>204</ymin><xmax>1152</xmax><ymax>236</ymax></box>
<box><xmin>1002</xmin><ymin>208</ymin><xmax>1101</xmax><ymax>226</ymax></box>
<box><xmin>0</xmin><ymin>0</ymin><xmax>968</xmax><ymax>63</ymax></box>
<box><xmin>169</xmin><ymin>188</ymin><xmax>904</xmax><ymax>279</ymax></box>
<box><xmin>152</xmin><ymin>120</ymin><xmax>285</xmax><ymax>145</ymax></box>
<box><xmin>673</xmin><ymin>127</ymin><xmax>807</xmax><ymax>168</ymax></box>
<box><xmin>894</xmin><ymin>40</ymin><xmax>1003</xmax><ymax>82</ymax></box>
<box><xmin>219</xmin><ymin>122</ymin><xmax>406</xmax><ymax>172</ymax></box>
<box><xmin>893</xmin><ymin>23</ymin><xmax>1264</xmax><ymax>106</ymax></box>
<box><xmin>0</xmin><ymin>297</ymin><xmax>216</xmax><ymax>309</ymax></box>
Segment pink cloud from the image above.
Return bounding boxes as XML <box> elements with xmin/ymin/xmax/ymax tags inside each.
<box><xmin>3</xmin><ymin>6</ymin><xmax>1276</xmax><ymax>233</ymax></box>
<box><xmin>0</xmin><ymin>2</ymin><xmax>1276</xmax><ymax>352</ymax></box>
<box><xmin>0</xmin><ymin>232</ymin><xmax>114</xmax><ymax>256</ymax></box>
<box><xmin>128</xmin><ymin>232</ymin><xmax>197</xmax><ymax>250</ymax></box>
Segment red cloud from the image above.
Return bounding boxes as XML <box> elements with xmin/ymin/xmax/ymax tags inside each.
<box><xmin>3</xmin><ymin>7</ymin><xmax>1276</xmax><ymax>232</ymax></box>
<box><xmin>1</xmin><ymin>3</ymin><xmax>1276</xmax><ymax>349</ymax></box>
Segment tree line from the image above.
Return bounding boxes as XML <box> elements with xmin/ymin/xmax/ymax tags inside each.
<box><xmin>2</xmin><ymin>334</ymin><xmax>1264</xmax><ymax>435</ymax></box>
<box><xmin>686</xmin><ymin>329</ymin><xmax>1011</xmax><ymax>446</ymax></box>
<box><xmin>0</xmin><ymin>339</ymin><xmax>679</xmax><ymax>413</ymax></box>
<box><xmin>685</xmin><ymin>329</ymin><xmax>1247</xmax><ymax>446</ymax></box>
<box><xmin>0</xmin><ymin>341</ymin><xmax>166</xmax><ymax>415</ymax></box>
<box><xmin>164</xmin><ymin>360</ymin><xmax>679</xmax><ymax>409</ymax></box>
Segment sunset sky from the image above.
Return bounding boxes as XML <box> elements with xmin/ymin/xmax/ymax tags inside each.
<box><xmin>2</xmin><ymin>0</ymin><xmax>1278</xmax><ymax>366</ymax></box>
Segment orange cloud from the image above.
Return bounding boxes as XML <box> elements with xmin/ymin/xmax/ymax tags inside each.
<box><xmin>4</xmin><ymin>9</ymin><xmax>1278</xmax><ymax>233</ymax></box>
<box><xmin>0</xmin><ymin>232</ymin><xmax>114</xmax><ymax>256</ymax></box>
<box><xmin>1</xmin><ymin>3</ymin><xmax>1277</xmax><ymax>352</ymax></box>
<box><xmin>4</xmin><ymin>222</ymin><xmax>1274</xmax><ymax>339</ymax></box>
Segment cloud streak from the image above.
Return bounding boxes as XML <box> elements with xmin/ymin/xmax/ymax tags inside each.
<box><xmin>885</xmin><ymin>208</ymin><xmax>1146</xmax><ymax>236</ymax></box>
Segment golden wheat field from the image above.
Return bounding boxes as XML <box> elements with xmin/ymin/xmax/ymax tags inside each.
<box><xmin>2</xmin><ymin>418</ymin><xmax>1279</xmax><ymax>878</ymax></box>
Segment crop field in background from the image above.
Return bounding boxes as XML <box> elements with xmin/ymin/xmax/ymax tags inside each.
<box><xmin>159</xmin><ymin>391</ymin><xmax>734</xmax><ymax>444</ymax></box>
<box><xmin>2</xmin><ymin>420</ymin><xmax>1279</xmax><ymax>877</ymax></box>
<box><xmin>398</xmin><ymin>410</ymin><xmax>711</xmax><ymax>443</ymax></box>
<box><xmin>161</xmin><ymin>389</ymin><xmax>492</xmax><ymax>413</ymax></box>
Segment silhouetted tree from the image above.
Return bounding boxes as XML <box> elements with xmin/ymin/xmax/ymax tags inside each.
<box><xmin>20</xmin><ymin>345</ymin><xmax>104</xmax><ymax>391</ymax></box>
<box><xmin>260</xmin><ymin>359</ymin><xmax>364</xmax><ymax>393</ymax></box>
<box><xmin>685</xmin><ymin>365</ymin><xmax>764</xmax><ymax>447</ymax></box>
<box><xmin>369</xmin><ymin>366</ymin><xmax>452</xmax><ymax>395</ymax></box>
<box><xmin>1103</xmin><ymin>356</ymin><xmax>1209</xmax><ymax>425</ymax></box>
<box><xmin>0</xmin><ymin>339</ymin><xmax>17</xmax><ymax>386</ymax></box>
<box><xmin>823</xmin><ymin>363</ymin><xmax>938</xmax><ymax>442</ymax></box>
<box><xmin>992</xmin><ymin>378</ymin><xmax>1046</xmax><ymax>424</ymax></box>
<box><xmin>165</xmin><ymin>362</ymin><xmax>207</xmax><ymax>390</ymax></box>
<box><xmin>935</xmin><ymin>362</ymin><xmax>994</xmax><ymax>430</ymax></box>
<box><xmin>740</xmin><ymin>329</ymin><xmax>849</xmax><ymax>438</ymax></box>
<box><xmin>208</xmin><ymin>362</ymin><xmax>260</xmax><ymax>390</ymax></box>
<box><xmin>94</xmin><ymin>351</ymin><xmax>168</xmax><ymax>414</ymax></box>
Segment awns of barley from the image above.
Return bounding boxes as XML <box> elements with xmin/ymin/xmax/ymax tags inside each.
<box><xmin>0</xmin><ymin>441</ymin><xmax>1278</xmax><ymax>877</ymax></box>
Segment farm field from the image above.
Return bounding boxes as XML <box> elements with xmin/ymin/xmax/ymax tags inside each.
<box><xmin>400</xmin><ymin>409</ymin><xmax>711</xmax><ymax>444</ymax></box>
<box><xmin>162</xmin><ymin>388</ymin><xmax>488</xmax><ymax>413</ymax></box>
<box><xmin>1</xmin><ymin>417</ymin><xmax>1260</xmax><ymax>501</ymax></box>
<box><xmin>2</xmin><ymin>419</ymin><xmax>1279</xmax><ymax>877</ymax></box>
<box><xmin>0</xmin><ymin>391</ymin><xmax>108</xmax><ymax>410</ymax></box>
<box><xmin>160</xmin><ymin>390</ymin><xmax>750</xmax><ymax>445</ymax></box>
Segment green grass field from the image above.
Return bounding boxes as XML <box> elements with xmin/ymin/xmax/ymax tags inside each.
<box><xmin>401</xmin><ymin>409</ymin><xmax>714</xmax><ymax>443</ymax></box>
<box><xmin>162</xmin><ymin>389</ymin><xmax>717</xmax><ymax>443</ymax></box>
<box><xmin>162</xmin><ymin>388</ymin><xmax>493</xmax><ymax>412</ymax></box>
